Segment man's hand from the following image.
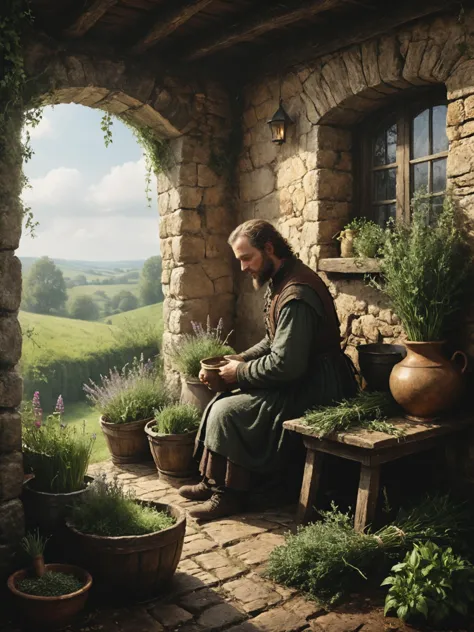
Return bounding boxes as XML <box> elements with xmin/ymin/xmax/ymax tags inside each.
<box><xmin>224</xmin><ymin>354</ymin><xmax>244</xmax><ymax>362</ymax></box>
<box><xmin>199</xmin><ymin>368</ymin><xmax>211</xmax><ymax>388</ymax></box>
<box><xmin>219</xmin><ymin>359</ymin><xmax>241</xmax><ymax>384</ymax></box>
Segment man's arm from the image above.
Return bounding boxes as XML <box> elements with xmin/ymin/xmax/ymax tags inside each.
<box><xmin>240</xmin><ymin>337</ymin><xmax>271</xmax><ymax>361</ymax></box>
<box><xmin>235</xmin><ymin>300</ymin><xmax>318</xmax><ymax>389</ymax></box>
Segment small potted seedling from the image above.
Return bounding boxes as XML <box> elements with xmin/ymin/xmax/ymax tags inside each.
<box><xmin>7</xmin><ymin>530</ymin><xmax>92</xmax><ymax>631</ymax></box>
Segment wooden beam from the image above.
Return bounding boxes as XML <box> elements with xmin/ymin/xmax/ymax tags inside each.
<box><xmin>187</xmin><ymin>0</ymin><xmax>346</xmax><ymax>61</ymax></box>
<box><xmin>130</xmin><ymin>0</ymin><xmax>214</xmax><ymax>55</ymax></box>
<box><xmin>63</xmin><ymin>0</ymin><xmax>119</xmax><ymax>38</ymax></box>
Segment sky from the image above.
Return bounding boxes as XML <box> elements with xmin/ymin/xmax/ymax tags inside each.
<box><xmin>18</xmin><ymin>104</ymin><xmax>160</xmax><ymax>261</ymax></box>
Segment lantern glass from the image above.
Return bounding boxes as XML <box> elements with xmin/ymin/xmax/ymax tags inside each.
<box><xmin>267</xmin><ymin>100</ymin><xmax>291</xmax><ymax>144</ymax></box>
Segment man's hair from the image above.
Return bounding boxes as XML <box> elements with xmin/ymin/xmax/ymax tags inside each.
<box><xmin>228</xmin><ymin>220</ymin><xmax>294</xmax><ymax>259</ymax></box>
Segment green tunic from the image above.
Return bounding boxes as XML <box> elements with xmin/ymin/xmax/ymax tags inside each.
<box><xmin>196</xmin><ymin>286</ymin><xmax>357</xmax><ymax>473</ymax></box>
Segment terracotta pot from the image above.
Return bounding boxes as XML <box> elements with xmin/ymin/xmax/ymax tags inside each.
<box><xmin>145</xmin><ymin>421</ymin><xmax>197</xmax><ymax>478</ymax></box>
<box><xmin>339</xmin><ymin>229</ymin><xmax>355</xmax><ymax>258</ymax></box>
<box><xmin>99</xmin><ymin>416</ymin><xmax>152</xmax><ymax>465</ymax></box>
<box><xmin>389</xmin><ymin>341</ymin><xmax>468</xmax><ymax>421</ymax></box>
<box><xmin>66</xmin><ymin>502</ymin><xmax>185</xmax><ymax>600</ymax></box>
<box><xmin>180</xmin><ymin>379</ymin><xmax>215</xmax><ymax>412</ymax></box>
<box><xmin>200</xmin><ymin>356</ymin><xmax>231</xmax><ymax>392</ymax></box>
<box><xmin>7</xmin><ymin>563</ymin><xmax>92</xmax><ymax>631</ymax></box>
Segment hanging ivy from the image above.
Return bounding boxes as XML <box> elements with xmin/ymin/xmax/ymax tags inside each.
<box><xmin>0</xmin><ymin>0</ymin><xmax>44</xmax><ymax>237</ymax></box>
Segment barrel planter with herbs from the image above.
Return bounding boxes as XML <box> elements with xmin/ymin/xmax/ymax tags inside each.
<box><xmin>84</xmin><ymin>356</ymin><xmax>169</xmax><ymax>464</ymax></box>
<box><xmin>65</xmin><ymin>475</ymin><xmax>185</xmax><ymax>600</ymax></box>
<box><xmin>145</xmin><ymin>404</ymin><xmax>200</xmax><ymax>478</ymax></box>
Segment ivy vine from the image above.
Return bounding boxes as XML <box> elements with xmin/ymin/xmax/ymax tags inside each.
<box><xmin>100</xmin><ymin>112</ymin><xmax>172</xmax><ymax>206</ymax></box>
<box><xmin>0</xmin><ymin>0</ymin><xmax>44</xmax><ymax>237</ymax></box>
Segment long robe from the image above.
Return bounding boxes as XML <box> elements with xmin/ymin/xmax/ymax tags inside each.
<box><xmin>195</xmin><ymin>286</ymin><xmax>357</xmax><ymax>473</ymax></box>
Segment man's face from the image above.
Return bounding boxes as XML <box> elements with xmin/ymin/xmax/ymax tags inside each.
<box><xmin>231</xmin><ymin>236</ymin><xmax>275</xmax><ymax>290</ymax></box>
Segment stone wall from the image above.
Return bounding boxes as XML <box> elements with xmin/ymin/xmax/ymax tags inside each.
<box><xmin>236</xmin><ymin>10</ymin><xmax>474</xmax><ymax>362</ymax></box>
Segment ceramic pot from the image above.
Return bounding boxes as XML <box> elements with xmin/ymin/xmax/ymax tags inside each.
<box><xmin>339</xmin><ymin>229</ymin><xmax>355</xmax><ymax>258</ymax></box>
<box><xmin>357</xmin><ymin>343</ymin><xmax>406</xmax><ymax>392</ymax></box>
<box><xmin>200</xmin><ymin>356</ymin><xmax>230</xmax><ymax>392</ymax></box>
<box><xmin>180</xmin><ymin>379</ymin><xmax>215</xmax><ymax>412</ymax></box>
<box><xmin>389</xmin><ymin>341</ymin><xmax>468</xmax><ymax>421</ymax></box>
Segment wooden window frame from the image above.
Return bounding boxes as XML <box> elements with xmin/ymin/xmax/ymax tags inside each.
<box><xmin>356</xmin><ymin>90</ymin><xmax>448</xmax><ymax>224</ymax></box>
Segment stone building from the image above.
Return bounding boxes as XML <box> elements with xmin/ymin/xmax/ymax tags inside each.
<box><xmin>1</xmin><ymin>0</ymin><xmax>473</xmax><ymax>575</ymax></box>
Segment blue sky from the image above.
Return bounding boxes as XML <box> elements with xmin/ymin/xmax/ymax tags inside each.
<box><xmin>18</xmin><ymin>104</ymin><xmax>160</xmax><ymax>261</ymax></box>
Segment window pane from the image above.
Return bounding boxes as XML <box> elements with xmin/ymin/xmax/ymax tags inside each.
<box><xmin>387</xmin><ymin>124</ymin><xmax>397</xmax><ymax>164</ymax></box>
<box><xmin>386</xmin><ymin>168</ymin><xmax>396</xmax><ymax>199</ymax></box>
<box><xmin>374</xmin><ymin>171</ymin><xmax>386</xmax><ymax>201</ymax></box>
<box><xmin>373</xmin><ymin>204</ymin><xmax>395</xmax><ymax>226</ymax></box>
<box><xmin>432</xmin><ymin>105</ymin><xmax>448</xmax><ymax>154</ymax></box>
<box><xmin>431</xmin><ymin>195</ymin><xmax>444</xmax><ymax>216</ymax></box>
<box><xmin>432</xmin><ymin>158</ymin><xmax>446</xmax><ymax>193</ymax></box>
<box><xmin>373</xmin><ymin>130</ymin><xmax>386</xmax><ymax>167</ymax></box>
<box><xmin>413</xmin><ymin>161</ymin><xmax>429</xmax><ymax>193</ymax></box>
<box><xmin>412</xmin><ymin>108</ymin><xmax>429</xmax><ymax>158</ymax></box>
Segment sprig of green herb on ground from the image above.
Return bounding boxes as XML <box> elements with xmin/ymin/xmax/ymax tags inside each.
<box><xmin>267</xmin><ymin>496</ymin><xmax>472</xmax><ymax>606</ymax></box>
<box><xmin>303</xmin><ymin>391</ymin><xmax>403</xmax><ymax>437</ymax></box>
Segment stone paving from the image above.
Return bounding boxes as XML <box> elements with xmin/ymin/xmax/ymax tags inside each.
<box><xmin>2</xmin><ymin>460</ymin><xmax>466</xmax><ymax>632</ymax></box>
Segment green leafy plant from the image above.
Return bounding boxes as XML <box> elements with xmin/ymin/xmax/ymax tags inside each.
<box><xmin>84</xmin><ymin>354</ymin><xmax>170</xmax><ymax>424</ymax></box>
<box><xmin>342</xmin><ymin>218</ymin><xmax>386</xmax><ymax>258</ymax></box>
<box><xmin>17</xmin><ymin>571</ymin><xmax>84</xmax><ymax>597</ymax></box>
<box><xmin>22</xmin><ymin>394</ymin><xmax>95</xmax><ymax>494</ymax></box>
<box><xmin>372</xmin><ymin>191</ymin><xmax>471</xmax><ymax>341</ymax></box>
<box><xmin>267</xmin><ymin>496</ymin><xmax>472</xmax><ymax>606</ymax></box>
<box><xmin>70</xmin><ymin>474</ymin><xmax>175</xmax><ymax>537</ymax></box>
<box><xmin>152</xmin><ymin>403</ymin><xmax>200</xmax><ymax>434</ymax></box>
<box><xmin>383</xmin><ymin>541</ymin><xmax>474</xmax><ymax>623</ymax></box>
<box><xmin>303</xmin><ymin>391</ymin><xmax>403</xmax><ymax>438</ymax></box>
<box><xmin>21</xmin><ymin>530</ymin><xmax>48</xmax><ymax>559</ymax></box>
<box><xmin>171</xmin><ymin>317</ymin><xmax>235</xmax><ymax>380</ymax></box>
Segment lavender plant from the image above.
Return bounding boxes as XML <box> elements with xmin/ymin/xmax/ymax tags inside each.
<box><xmin>171</xmin><ymin>317</ymin><xmax>235</xmax><ymax>379</ymax></box>
<box><xmin>84</xmin><ymin>354</ymin><xmax>170</xmax><ymax>424</ymax></box>
<box><xmin>22</xmin><ymin>393</ymin><xmax>95</xmax><ymax>494</ymax></box>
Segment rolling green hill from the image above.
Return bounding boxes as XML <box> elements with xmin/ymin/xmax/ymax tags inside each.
<box><xmin>21</xmin><ymin>257</ymin><xmax>145</xmax><ymax>283</ymax></box>
<box><xmin>68</xmin><ymin>283</ymin><xmax>140</xmax><ymax>301</ymax></box>
<box><xmin>105</xmin><ymin>303</ymin><xmax>163</xmax><ymax>328</ymax></box>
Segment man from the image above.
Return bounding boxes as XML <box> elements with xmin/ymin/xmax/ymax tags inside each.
<box><xmin>178</xmin><ymin>219</ymin><xmax>357</xmax><ymax>520</ymax></box>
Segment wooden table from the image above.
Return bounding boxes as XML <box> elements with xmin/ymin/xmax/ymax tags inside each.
<box><xmin>283</xmin><ymin>415</ymin><xmax>473</xmax><ymax>532</ymax></box>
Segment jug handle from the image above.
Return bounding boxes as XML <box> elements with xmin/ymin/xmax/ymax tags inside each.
<box><xmin>451</xmin><ymin>350</ymin><xmax>468</xmax><ymax>374</ymax></box>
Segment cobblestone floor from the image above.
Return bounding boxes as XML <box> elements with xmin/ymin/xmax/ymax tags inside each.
<box><xmin>3</xmin><ymin>460</ymin><xmax>472</xmax><ymax>632</ymax></box>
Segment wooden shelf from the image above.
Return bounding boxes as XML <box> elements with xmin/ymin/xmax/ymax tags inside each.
<box><xmin>317</xmin><ymin>258</ymin><xmax>381</xmax><ymax>274</ymax></box>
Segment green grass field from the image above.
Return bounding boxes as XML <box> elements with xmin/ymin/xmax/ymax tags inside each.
<box><xmin>105</xmin><ymin>303</ymin><xmax>163</xmax><ymax>327</ymax></box>
<box><xmin>63</xmin><ymin>401</ymin><xmax>109</xmax><ymax>464</ymax></box>
<box><xmin>68</xmin><ymin>283</ymin><xmax>140</xmax><ymax>301</ymax></box>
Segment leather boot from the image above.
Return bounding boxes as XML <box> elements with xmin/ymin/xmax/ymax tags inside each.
<box><xmin>189</xmin><ymin>490</ymin><xmax>242</xmax><ymax>521</ymax></box>
<box><xmin>178</xmin><ymin>479</ymin><xmax>213</xmax><ymax>501</ymax></box>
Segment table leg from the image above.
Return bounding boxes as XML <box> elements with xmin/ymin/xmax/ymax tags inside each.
<box><xmin>354</xmin><ymin>464</ymin><xmax>380</xmax><ymax>533</ymax></box>
<box><xmin>296</xmin><ymin>449</ymin><xmax>324</xmax><ymax>525</ymax></box>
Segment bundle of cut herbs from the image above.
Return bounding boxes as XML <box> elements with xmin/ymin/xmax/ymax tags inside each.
<box><xmin>267</xmin><ymin>495</ymin><xmax>472</xmax><ymax>606</ymax></box>
<box><xmin>303</xmin><ymin>391</ymin><xmax>403</xmax><ymax>438</ymax></box>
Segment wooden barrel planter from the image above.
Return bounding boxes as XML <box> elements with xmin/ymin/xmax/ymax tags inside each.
<box><xmin>22</xmin><ymin>476</ymin><xmax>94</xmax><ymax>534</ymax></box>
<box><xmin>180</xmin><ymin>379</ymin><xmax>214</xmax><ymax>412</ymax></box>
<box><xmin>7</xmin><ymin>563</ymin><xmax>92</xmax><ymax>632</ymax></box>
<box><xmin>65</xmin><ymin>502</ymin><xmax>185</xmax><ymax>601</ymax></box>
<box><xmin>145</xmin><ymin>421</ymin><xmax>197</xmax><ymax>478</ymax></box>
<box><xmin>99</xmin><ymin>417</ymin><xmax>152</xmax><ymax>465</ymax></box>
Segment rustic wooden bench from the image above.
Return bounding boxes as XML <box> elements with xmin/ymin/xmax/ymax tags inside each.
<box><xmin>283</xmin><ymin>415</ymin><xmax>473</xmax><ymax>532</ymax></box>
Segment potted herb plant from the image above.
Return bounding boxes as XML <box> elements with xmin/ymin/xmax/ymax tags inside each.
<box><xmin>145</xmin><ymin>404</ymin><xmax>200</xmax><ymax>479</ymax></box>
<box><xmin>65</xmin><ymin>474</ymin><xmax>185</xmax><ymax>599</ymax></box>
<box><xmin>84</xmin><ymin>355</ymin><xmax>169</xmax><ymax>465</ymax></box>
<box><xmin>172</xmin><ymin>317</ymin><xmax>235</xmax><ymax>411</ymax></box>
<box><xmin>7</xmin><ymin>531</ymin><xmax>92</xmax><ymax>631</ymax></box>
<box><xmin>338</xmin><ymin>218</ymin><xmax>385</xmax><ymax>259</ymax></box>
<box><xmin>373</xmin><ymin>191</ymin><xmax>471</xmax><ymax>420</ymax></box>
<box><xmin>22</xmin><ymin>393</ymin><xmax>95</xmax><ymax>534</ymax></box>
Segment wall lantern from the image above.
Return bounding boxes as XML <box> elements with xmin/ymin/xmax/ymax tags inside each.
<box><xmin>267</xmin><ymin>99</ymin><xmax>292</xmax><ymax>144</ymax></box>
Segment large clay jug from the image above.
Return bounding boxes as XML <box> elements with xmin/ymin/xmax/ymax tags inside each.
<box><xmin>389</xmin><ymin>341</ymin><xmax>468</xmax><ymax>421</ymax></box>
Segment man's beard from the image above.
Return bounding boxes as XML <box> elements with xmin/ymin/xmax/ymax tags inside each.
<box><xmin>252</xmin><ymin>255</ymin><xmax>275</xmax><ymax>290</ymax></box>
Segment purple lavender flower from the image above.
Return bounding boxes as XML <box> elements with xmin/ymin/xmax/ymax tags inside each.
<box><xmin>32</xmin><ymin>391</ymin><xmax>41</xmax><ymax>412</ymax></box>
<box><xmin>34</xmin><ymin>418</ymin><xmax>42</xmax><ymax>428</ymax></box>
<box><xmin>55</xmin><ymin>395</ymin><xmax>65</xmax><ymax>416</ymax></box>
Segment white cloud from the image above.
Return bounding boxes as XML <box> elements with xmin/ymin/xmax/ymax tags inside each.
<box><xmin>23</xmin><ymin>167</ymin><xmax>83</xmax><ymax>207</ymax></box>
<box><xmin>87</xmin><ymin>157</ymin><xmax>153</xmax><ymax>214</ymax></box>
<box><xmin>23</xmin><ymin>114</ymin><xmax>54</xmax><ymax>140</ymax></box>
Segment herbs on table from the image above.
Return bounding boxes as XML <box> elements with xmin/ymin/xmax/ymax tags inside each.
<box><xmin>70</xmin><ymin>474</ymin><xmax>175</xmax><ymax>537</ymax></box>
<box><xmin>171</xmin><ymin>317</ymin><xmax>235</xmax><ymax>380</ymax></box>
<box><xmin>152</xmin><ymin>403</ymin><xmax>201</xmax><ymax>435</ymax></box>
<box><xmin>22</xmin><ymin>394</ymin><xmax>95</xmax><ymax>494</ymax></box>
<box><xmin>84</xmin><ymin>354</ymin><xmax>169</xmax><ymax>424</ymax></box>
<box><xmin>383</xmin><ymin>541</ymin><xmax>474</xmax><ymax>624</ymax></box>
<box><xmin>267</xmin><ymin>495</ymin><xmax>472</xmax><ymax>606</ymax></box>
<box><xmin>303</xmin><ymin>391</ymin><xmax>403</xmax><ymax>438</ymax></box>
<box><xmin>372</xmin><ymin>191</ymin><xmax>471</xmax><ymax>341</ymax></box>
<box><xmin>17</xmin><ymin>571</ymin><xmax>84</xmax><ymax>597</ymax></box>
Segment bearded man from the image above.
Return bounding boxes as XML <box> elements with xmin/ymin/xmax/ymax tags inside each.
<box><xmin>178</xmin><ymin>219</ymin><xmax>357</xmax><ymax>520</ymax></box>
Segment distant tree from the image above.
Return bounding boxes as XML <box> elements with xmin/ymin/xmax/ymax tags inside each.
<box><xmin>22</xmin><ymin>257</ymin><xmax>67</xmax><ymax>315</ymax></box>
<box><xmin>69</xmin><ymin>295</ymin><xmax>100</xmax><ymax>321</ymax></box>
<box><xmin>118</xmin><ymin>294</ymin><xmax>138</xmax><ymax>312</ymax></box>
<box><xmin>139</xmin><ymin>256</ymin><xmax>164</xmax><ymax>306</ymax></box>
<box><xmin>74</xmin><ymin>274</ymin><xmax>87</xmax><ymax>286</ymax></box>
<box><xmin>94</xmin><ymin>290</ymin><xmax>107</xmax><ymax>299</ymax></box>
